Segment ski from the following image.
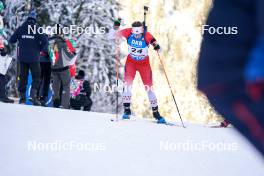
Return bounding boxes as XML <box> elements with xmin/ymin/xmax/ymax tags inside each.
<box><xmin>203</xmin><ymin>123</ymin><xmax>233</xmax><ymax>128</ymax></box>
<box><xmin>207</xmin><ymin>125</ymin><xmax>233</xmax><ymax>128</ymax></box>
<box><xmin>110</xmin><ymin>115</ymin><xmax>182</xmax><ymax>127</ymax></box>
<box><xmin>153</xmin><ymin>121</ymin><xmax>183</xmax><ymax>127</ymax></box>
<box><xmin>110</xmin><ymin>116</ymin><xmax>136</xmax><ymax>122</ymax></box>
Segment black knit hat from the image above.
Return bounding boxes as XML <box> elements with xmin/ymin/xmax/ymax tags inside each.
<box><xmin>76</xmin><ymin>70</ymin><xmax>85</xmax><ymax>79</ymax></box>
<box><xmin>132</xmin><ymin>21</ymin><xmax>143</xmax><ymax>27</ymax></box>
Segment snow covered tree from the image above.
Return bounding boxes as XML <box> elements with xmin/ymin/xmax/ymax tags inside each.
<box><xmin>3</xmin><ymin>0</ymin><xmax>121</xmax><ymax>113</ymax></box>
<box><xmin>72</xmin><ymin>0</ymin><xmax>120</xmax><ymax>113</ymax></box>
<box><xmin>43</xmin><ymin>0</ymin><xmax>120</xmax><ymax>113</ymax></box>
<box><xmin>45</xmin><ymin>0</ymin><xmax>121</xmax><ymax>113</ymax></box>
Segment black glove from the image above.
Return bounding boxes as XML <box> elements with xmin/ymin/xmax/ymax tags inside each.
<box><xmin>154</xmin><ymin>44</ymin><xmax>160</xmax><ymax>51</ymax></box>
<box><xmin>0</xmin><ymin>47</ymin><xmax>8</xmax><ymax>56</ymax></box>
<box><xmin>114</xmin><ymin>18</ymin><xmax>121</xmax><ymax>27</ymax></box>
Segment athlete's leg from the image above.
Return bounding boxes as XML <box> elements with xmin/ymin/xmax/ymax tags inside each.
<box><xmin>138</xmin><ymin>58</ymin><xmax>165</xmax><ymax>122</ymax></box>
<box><xmin>122</xmin><ymin>56</ymin><xmax>137</xmax><ymax>118</ymax></box>
<box><xmin>123</xmin><ymin>56</ymin><xmax>136</xmax><ymax>104</ymax></box>
<box><xmin>137</xmin><ymin>58</ymin><xmax>157</xmax><ymax>107</ymax></box>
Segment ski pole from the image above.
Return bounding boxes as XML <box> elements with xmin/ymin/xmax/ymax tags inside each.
<box><xmin>156</xmin><ymin>51</ymin><xmax>186</xmax><ymax>128</ymax></box>
<box><xmin>143</xmin><ymin>6</ymin><xmax>149</xmax><ymax>33</ymax></box>
<box><xmin>115</xmin><ymin>35</ymin><xmax>120</xmax><ymax>121</ymax></box>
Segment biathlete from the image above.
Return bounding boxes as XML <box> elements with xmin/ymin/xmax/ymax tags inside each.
<box><xmin>110</xmin><ymin>20</ymin><xmax>166</xmax><ymax>123</ymax></box>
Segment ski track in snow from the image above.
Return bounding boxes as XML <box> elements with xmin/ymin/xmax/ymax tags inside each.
<box><xmin>0</xmin><ymin>103</ymin><xmax>263</xmax><ymax>176</ymax></box>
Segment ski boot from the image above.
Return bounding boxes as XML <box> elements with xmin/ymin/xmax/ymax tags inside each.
<box><xmin>53</xmin><ymin>99</ymin><xmax>61</xmax><ymax>108</ymax></box>
<box><xmin>152</xmin><ymin>106</ymin><xmax>166</xmax><ymax>124</ymax></box>
<box><xmin>19</xmin><ymin>93</ymin><xmax>26</xmax><ymax>104</ymax></box>
<box><xmin>0</xmin><ymin>96</ymin><xmax>14</xmax><ymax>103</ymax></box>
<box><xmin>122</xmin><ymin>103</ymin><xmax>131</xmax><ymax>120</ymax></box>
<box><xmin>39</xmin><ymin>96</ymin><xmax>47</xmax><ymax>107</ymax></box>
<box><xmin>29</xmin><ymin>96</ymin><xmax>41</xmax><ymax>106</ymax></box>
<box><xmin>29</xmin><ymin>90</ymin><xmax>41</xmax><ymax>106</ymax></box>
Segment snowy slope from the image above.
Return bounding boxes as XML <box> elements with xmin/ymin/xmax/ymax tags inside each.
<box><xmin>0</xmin><ymin>103</ymin><xmax>263</xmax><ymax>176</ymax></box>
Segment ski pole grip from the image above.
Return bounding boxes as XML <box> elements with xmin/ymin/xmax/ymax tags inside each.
<box><xmin>144</xmin><ymin>6</ymin><xmax>149</xmax><ymax>12</ymax></box>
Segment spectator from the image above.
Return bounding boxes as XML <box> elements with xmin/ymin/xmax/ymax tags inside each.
<box><xmin>9</xmin><ymin>10</ymin><xmax>48</xmax><ymax>106</ymax></box>
<box><xmin>70</xmin><ymin>70</ymin><xmax>92</xmax><ymax>111</ymax></box>
<box><xmin>198</xmin><ymin>0</ymin><xmax>264</xmax><ymax>156</ymax></box>
<box><xmin>49</xmin><ymin>24</ymin><xmax>76</xmax><ymax>109</ymax></box>
<box><xmin>0</xmin><ymin>44</ymin><xmax>13</xmax><ymax>103</ymax></box>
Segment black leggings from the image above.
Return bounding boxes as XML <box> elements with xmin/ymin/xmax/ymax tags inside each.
<box><xmin>0</xmin><ymin>74</ymin><xmax>6</xmax><ymax>98</ymax></box>
<box><xmin>38</xmin><ymin>62</ymin><xmax>51</xmax><ymax>98</ymax></box>
<box><xmin>18</xmin><ymin>62</ymin><xmax>41</xmax><ymax>97</ymax></box>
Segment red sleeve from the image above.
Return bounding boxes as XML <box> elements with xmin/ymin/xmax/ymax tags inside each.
<box><xmin>144</xmin><ymin>32</ymin><xmax>156</xmax><ymax>45</ymax></box>
<box><xmin>118</xmin><ymin>28</ymin><xmax>132</xmax><ymax>39</ymax></box>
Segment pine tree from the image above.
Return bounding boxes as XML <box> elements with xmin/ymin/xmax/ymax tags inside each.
<box><xmin>72</xmin><ymin>0</ymin><xmax>120</xmax><ymax>113</ymax></box>
<box><xmin>4</xmin><ymin>0</ymin><xmax>121</xmax><ymax>113</ymax></box>
<box><xmin>38</xmin><ymin>0</ymin><xmax>121</xmax><ymax>113</ymax></box>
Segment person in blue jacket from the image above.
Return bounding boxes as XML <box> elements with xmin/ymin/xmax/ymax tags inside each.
<box><xmin>9</xmin><ymin>10</ymin><xmax>48</xmax><ymax>105</ymax></box>
<box><xmin>198</xmin><ymin>0</ymin><xmax>264</xmax><ymax>156</ymax></box>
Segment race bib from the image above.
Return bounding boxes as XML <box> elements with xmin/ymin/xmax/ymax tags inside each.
<box><xmin>127</xmin><ymin>34</ymin><xmax>148</xmax><ymax>60</ymax></box>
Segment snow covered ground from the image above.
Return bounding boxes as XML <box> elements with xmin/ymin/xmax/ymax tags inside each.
<box><xmin>0</xmin><ymin>103</ymin><xmax>263</xmax><ymax>176</ymax></box>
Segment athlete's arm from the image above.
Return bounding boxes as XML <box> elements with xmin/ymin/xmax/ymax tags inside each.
<box><xmin>145</xmin><ymin>32</ymin><xmax>161</xmax><ymax>51</ymax></box>
<box><xmin>108</xmin><ymin>27</ymin><xmax>132</xmax><ymax>40</ymax></box>
<box><xmin>118</xmin><ymin>28</ymin><xmax>132</xmax><ymax>39</ymax></box>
